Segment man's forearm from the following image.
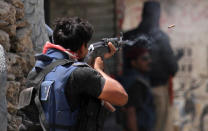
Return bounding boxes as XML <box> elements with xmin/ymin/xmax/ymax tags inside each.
<box><xmin>96</xmin><ymin>68</ymin><xmax>111</xmax><ymax>80</ymax></box>
<box><xmin>96</xmin><ymin>68</ymin><xmax>128</xmax><ymax>106</ymax></box>
<box><xmin>96</xmin><ymin>68</ymin><xmax>125</xmax><ymax>94</ymax></box>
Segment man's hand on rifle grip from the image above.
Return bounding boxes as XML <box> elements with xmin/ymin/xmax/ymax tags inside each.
<box><xmin>104</xmin><ymin>42</ymin><xmax>116</xmax><ymax>59</ymax></box>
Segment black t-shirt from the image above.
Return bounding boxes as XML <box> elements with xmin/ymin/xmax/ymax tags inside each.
<box><xmin>65</xmin><ymin>66</ymin><xmax>105</xmax><ymax>111</ymax></box>
<box><xmin>126</xmin><ymin>81</ymin><xmax>146</xmax><ymax>108</ymax></box>
<box><xmin>125</xmin><ymin>79</ymin><xmax>155</xmax><ymax>129</ymax></box>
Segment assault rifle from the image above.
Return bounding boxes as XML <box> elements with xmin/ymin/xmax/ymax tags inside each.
<box><xmin>84</xmin><ymin>34</ymin><xmax>134</xmax><ymax>64</ymax></box>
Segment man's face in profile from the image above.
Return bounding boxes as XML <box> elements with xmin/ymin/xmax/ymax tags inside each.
<box><xmin>133</xmin><ymin>52</ymin><xmax>152</xmax><ymax>72</ymax></box>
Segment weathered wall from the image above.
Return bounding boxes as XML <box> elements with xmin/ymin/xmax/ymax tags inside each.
<box><xmin>0</xmin><ymin>45</ymin><xmax>7</xmax><ymax>131</ymax></box>
<box><xmin>122</xmin><ymin>0</ymin><xmax>208</xmax><ymax>131</ymax></box>
<box><xmin>0</xmin><ymin>0</ymin><xmax>35</xmax><ymax>130</ymax></box>
<box><xmin>21</xmin><ymin>0</ymin><xmax>49</xmax><ymax>52</ymax></box>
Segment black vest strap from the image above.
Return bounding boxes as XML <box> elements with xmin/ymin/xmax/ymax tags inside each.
<box><xmin>33</xmin><ymin>59</ymin><xmax>72</xmax><ymax>86</ymax></box>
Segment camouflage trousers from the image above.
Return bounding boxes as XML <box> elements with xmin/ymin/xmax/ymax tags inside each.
<box><xmin>151</xmin><ymin>84</ymin><xmax>173</xmax><ymax>131</ymax></box>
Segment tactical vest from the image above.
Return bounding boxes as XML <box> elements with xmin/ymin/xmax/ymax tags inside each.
<box><xmin>40</xmin><ymin>61</ymin><xmax>80</xmax><ymax>131</ymax></box>
<box><xmin>18</xmin><ymin>49</ymin><xmax>108</xmax><ymax>131</ymax></box>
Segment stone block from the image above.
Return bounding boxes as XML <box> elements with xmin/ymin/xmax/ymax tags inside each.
<box><xmin>1</xmin><ymin>24</ymin><xmax>16</xmax><ymax>37</ymax></box>
<box><xmin>0</xmin><ymin>1</ymin><xmax>16</xmax><ymax>25</ymax></box>
<box><xmin>6</xmin><ymin>0</ymin><xmax>24</xmax><ymax>8</ymax></box>
<box><xmin>6</xmin><ymin>81</ymin><xmax>20</xmax><ymax>106</ymax></box>
<box><xmin>10</xmin><ymin>26</ymin><xmax>32</xmax><ymax>52</ymax></box>
<box><xmin>15</xmin><ymin>8</ymin><xmax>24</xmax><ymax>20</ymax></box>
<box><xmin>0</xmin><ymin>20</ymin><xmax>9</xmax><ymax>27</ymax></box>
<box><xmin>0</xmin><ymin>30</ymin><xmax>10</xmax><ymax>51</ymax></box>
<box><xmin>16</xmin><ymin>19</ymin><xmax>28</xmax><ymax>29</ymax></box>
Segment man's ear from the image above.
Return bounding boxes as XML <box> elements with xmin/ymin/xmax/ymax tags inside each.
<box><xmin>77</xmin><ymin>44</ymin><xmax>84</xmax><ymax>53</ymax></box>
<box><xmin>77</xmin><ymin>43</ymin><xmax>86</xmax><ymax>57</ymax></box>
<box><xmin>81</xmin><ymin>44</ymin><xmax>87</xmax><ymax>53</ymax></box>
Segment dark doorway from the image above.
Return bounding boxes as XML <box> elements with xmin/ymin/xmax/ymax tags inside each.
<box><xmin>44</xmin><ymin>0</ymin><xmax>50</xmax><ymax>25</ymax></box>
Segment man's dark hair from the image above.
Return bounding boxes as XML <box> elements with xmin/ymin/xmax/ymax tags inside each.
<box><xmin>133</xmin><ymin>35</ymin><xmax>151</xmax><ymax>50</ymax></box>
<box><xmin>126</xmin><ymin>35</ymin><xmax>151</xmax><ymax>60</ymax></box>
<box><xmin>53</xmin><ymin>17</ymin><xmax>94</xmax><ymax>51</ymax></box>
<box><xmin>124</xmin><ymin>35</ymin><xmax>152</xmax><ymax>68</ymax></box>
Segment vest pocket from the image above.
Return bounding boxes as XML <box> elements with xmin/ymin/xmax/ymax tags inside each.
<box><xmin>40</xmin><ymin>80</ymin><xmax>54</xmax><ymax>101</ymax></box>
<box><xmin>18</xmin><ymin>87</ymin><xmax>35</xmax><ymax>109</ymax></box>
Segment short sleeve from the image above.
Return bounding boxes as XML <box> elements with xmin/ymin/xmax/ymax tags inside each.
<box><xmin>71</xmin><ymin>67</ymin><xmax>105</xmax><ymax>98</ymax></box>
